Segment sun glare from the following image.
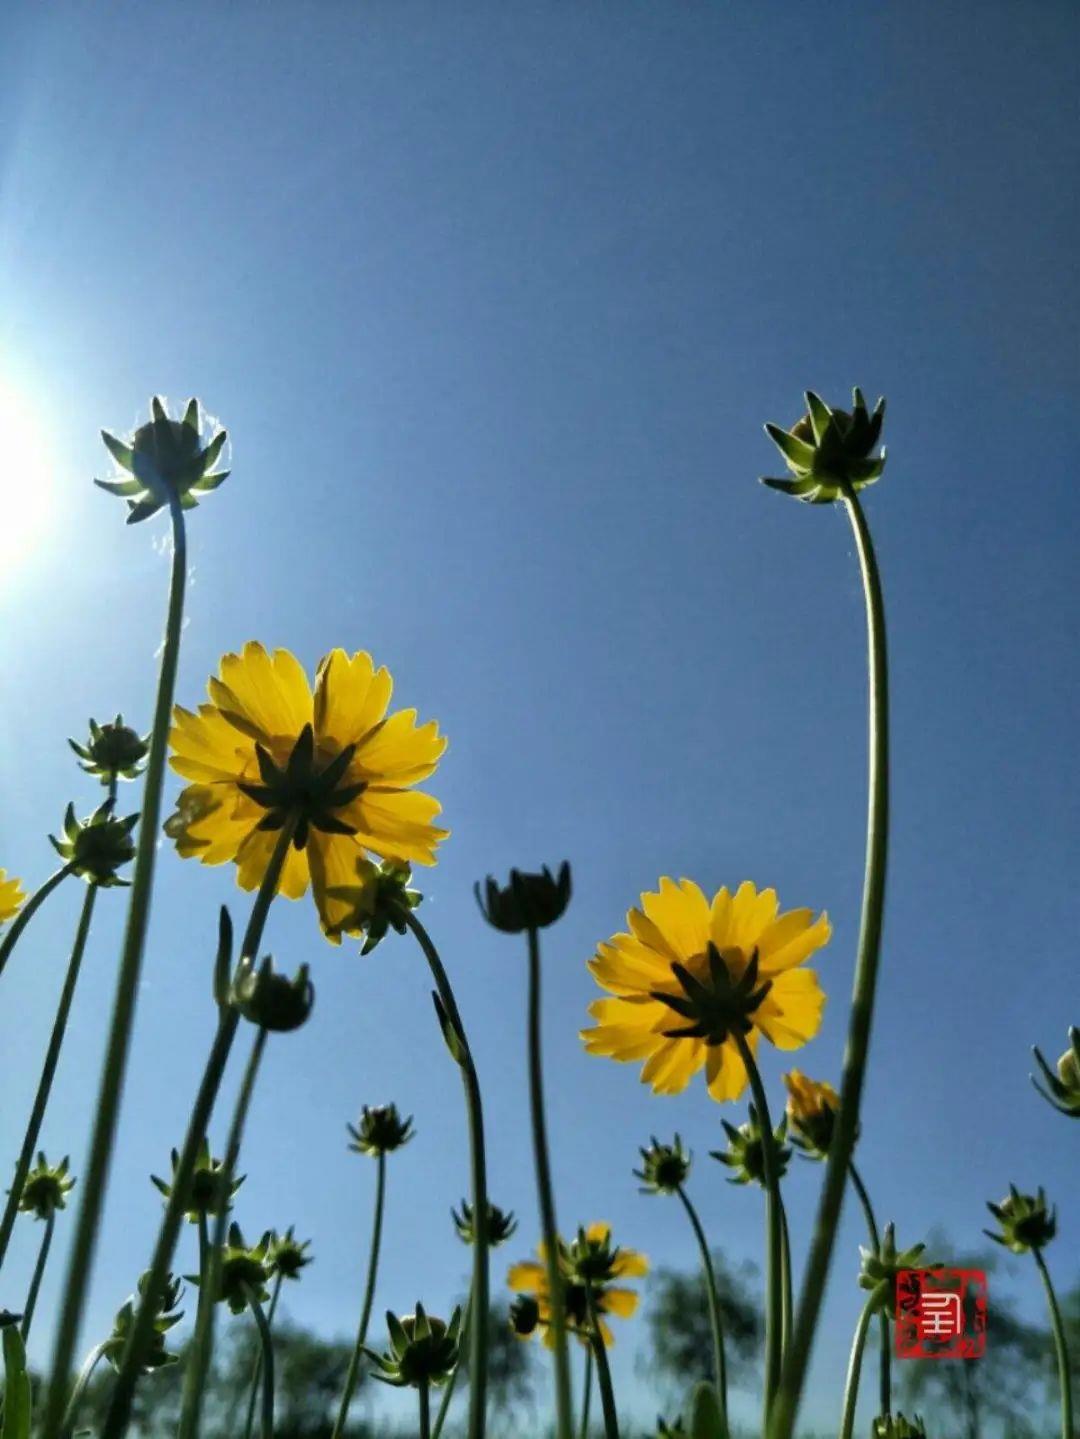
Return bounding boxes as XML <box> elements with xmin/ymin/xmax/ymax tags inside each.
<box><xmin>0</xmin><ymin>383</ymin><xmax>56</xmax><ymax>576</ymax></box>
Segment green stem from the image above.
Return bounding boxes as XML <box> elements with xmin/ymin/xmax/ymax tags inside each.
<box><xmin>432</xmin><ymin>1285</ymin><xmax>472</xmax><ymax>1439</ymax></box>
<box><xmin>101</xmin><ymin>820</ymin><xmax>294</xmax><ymax>1439</ymax></box>
<box><xmin>778</xmin><ymin>1193</ymin><xmax>792</xmax><ymax>1367</ymax></box>
<box><xmin>59</xmin><ymin>1340</ymin><xmax>108</xmax><ymax>1439</ymax></box>
<box><xmin>176</xmin><ymin>1025</ymin><xmax>269</xmax><ymax>1439</ymax></box>
<box><xmin>585</xmin><ymin>1288</ymin><xmax>619</xmax><ymax>1439</ymax></box>
<box><xmin>20</xmin><ymin>1208</ymin><xmax>56</xmax><ymax>1341</ymax></box>
<box><xmin>405</xmin><ymin>910</ymin><xmax>489</xmax><ymax>1439</ymax></box>
<box><xmin>242</xmin><ymin>1283</ymin><xmax>276</xmax><ymax>1439</ymax></box>
<box><xmin>675</xmin><ymin>1184</ymin><xmax>727</xmax><ymax>1420</ymax></box>
<box><xmin>0</xmin><ymin>864</ymin><xmax>72</xmax><ymax>982</ymax></box>
<box><xmin>0</xmin><ymin>883</ymin><xmax>97</xmax><ymax>1274</ymax></box>
<box><xmin>419</xmin><ymin>1377</ymin><xmax>432</xmax><ymax>1439</ymax></box>
<box><xmin>838</xmin><ymin>1299</ymin><xmax>875</xmax><ymax>1439</ymax></box>
<box><xmin>733</xmin><ymin>1030</ymin><xmax>782</xmax><ymax>1425</ymax></box>
<box><xmin>770</xmin><ymin>484</ymin><xmax>890</xmax><ymax>1439</ymax></box>
<box><xmin>331</xmin><ymin>1150</ymin><xmax>387</xmax><ymax>1439</ymax></box>
<box><xmin>578</xmin><ymin>1346</ymin><xmax>593</xmax><ymax>1439</ymax></box>
<box><xmin>848</xmin><ymin>1162</ymin><xmax>890</xmax><ymax>1416</ymax></box>
<box><xmin>242</xmin><ymin>1271</ymin><xmax>283</xmax><ymax>1439</ymax></box>
<box><xmin>1033</xmin><ymin>1247</ymin><xmax>1074</xmax><ymax>1439</ymax></box>
<box><xmin>41</xmin><ymin>496</ymin><xmax>188</xmax><ymax>1439</ymax></box>
<box><xmin>526</xmin><ymin>927</ymin><xmax>574</xmax><ymax>1439</ymax></box>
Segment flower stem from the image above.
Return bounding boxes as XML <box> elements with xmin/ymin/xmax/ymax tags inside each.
<box><xmin>242</xmin><ymin>1270</ymin><xmax>283</xmax><ymax>1439</ymax></box>
<box><xmin>526</xmin><ymin>926</ymin><xmax>575</xmax><ymax>1439</ymax></box>
<box><xmin>331</xmin><ymin>1150</ymin><xmax>387</xmax><ymax>1439</ymax></box>
<box><xmin>578</xmin><ymin>1345</ymin><xmax>593</xmax><ymax>1439</ymax></box>
<box><xmin>59</xmin><ymin>1340</ymin><xmax>108</xmax><ymax>1439</ymax></box>
<box><xmin>770</xmin><ymin>484</ymin><xmax>890</xmax><ymax>1439</ymax></box>
<box><xmin>405</xmin><ymin>910</ymin><xmax>489</xmax><ymax>1439</ymax></box>
<box><xmin>733</xmin><ymin>1030</ymin><xmax>782</xmax><ymax>1425</ymax></box>
<box><xmin>0</xmin><ymin>864</ymin><xmax>72</xmax><ymax>983</ymax></box>
<box><xmin>675</xmin><ymin>1184</ymin><xmax>727</xmax><ymax>1421</ymax></box>
<box><xmin>838</xmin><ymin>1299</ymin><xmax>875</xmax><ymax>1439</ymax></box>
<box><xmin>0</xmin><ymin>883</ymin><xmax>97</xmax><ymax>1274</ymax></box>
<box><xmin>20</xmin><ymin>1208</ymin><xmax>56</xmax><ymax>1342</ymax></box>
<box><xmin>419</xmin><ymin>1377</ymin><xmax>432</xmax><ymax>1439</ymax></box>
<box><xmin>1033</xmin><ymin>1246</ymin><xmax>1074</xmax><ymax>1439</ymax></box>
<box><xmin>778</xmin><ymin>1193</ymin><xmax>792</xmax><ymax>1365</ymax></box>
<box><xmin>40</xmin><ymin>496</ymin><xmax>188</xmax><ymax>1439</ymax></box>
<box><xmin>432</xmin><ymin>1284</ymin><xmax>472</xmax><ymax>1439</ymax></box>
<box><xmin>585</xmin><ymin>1287</ymin><xmax>619</xmax><ymax>1439</ymax></box>
<box><xmin>101</xmin><ymin>821</ymin><xmax>294</xmax><ymax>1439</ymax></box>
<box><xmin>848</xmin><ymin>1162</ymin><xmax>890</xmax><ymax>1416</ymax></box>
<box><xmin>242</xmin><ymin>1282</ymin><xmax>276</xmax><ymax>1439</ymax></box>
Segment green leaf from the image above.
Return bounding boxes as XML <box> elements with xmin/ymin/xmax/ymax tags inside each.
<box><xmin>689</xmin><ymin>1380</ymin><xmax>728</xmax><ymax>1439</ymax></box>
<box><xmin>2</xmin><ymin>1324</ymin><xmax>32</xmax><ymax>1439</ymax></box>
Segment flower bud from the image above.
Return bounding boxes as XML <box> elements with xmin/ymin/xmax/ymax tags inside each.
<box><xmin>231</xmin><ymin>956</ymin><xmax>314</xmax><ymax>1032</ymax></box>
<box><xmin>267</xmin><ymin>1226</ymin><xmax>312</xmax><ymax>1280</ymax></box>
<box><xmin>68</xmin><ymin>715</ymin><xmax>149</xmax><ymax>785</ymax></box>
<box><xmin>509</xmin><ymin>1294</ymin><xmax>540</xmax><ymax>1338</ymax></box>
<box><xmin>326</xmin><ymin>857</ymin><xmax>422</xmax><ymax>952</ymax></box>
<box><xmin>365</xmin><ymin>1303</ymin><xmax>462</xmax><ymax>1387</ymax></box>
<box><xmin>102</xmin><ymin>1273</ymin><xmax>184</xmax><ymax>1373</ymax></box>
<box><xmin>859</xmin><ymin>1224</ymin><xmax>929</xmax><ymax>1315</ymax></box>
<box><xmin>347</xmin><ymin>1104</ymin><xmax>415</xmax><ymax>1157</ymax></box>
<box><xmin>985</xmin><ymin>1185</ymin><xmax>1057</xmax><ymax>1253</ymax></box>
<box><xmin>18</xmin><ymin>1153</ymin><xmax>75</xmax><ymax>1220</ymax></box>
<box><xmin>201</xmin><ymin>1223</ymin><xmax>272</xmax><ymax>1314</ymax></box>
<box><xmin>1031</xmin><ymin>1027</ymin><xmax>1080</xmax><ymax>1118</ymax></box>
<box><xmin>872</xmin><ymin>1415</ymin><xmax>928</xmax><ymax>1439</ymax></box>
<box><xmin>150</xmin><ymin>1138</ymin><xmax>244</xmax><ymax>1223</ymax></box>
<box><xmin>784</xmin><ymin>1069</ymin><xmax>840</xmax><ymax>1159</ymax></box>
<box><xmin>49</xmin><ymin>800</ymin><xmax>138</xmax><ymax>886</ymax></box>
<box><xmin>761</xmin><ymin>388</ymin><xmax>886</xmax><ymax>504</ymax></box>
<box><xmin>96</xmin><ymin>397</ymin><xmax>229</xmax><ymax>525</ymax></box>
<box><xmin>711</xmin><ymin>1107</ymin><xmax>791</xmax><ymax>1188</ymax></box>
<box><xmin>452</xmin><ymin>1199</ymin><xmax>518</xmax><ymax>1248</ymax></box>
<box><xmin>634</xmin><ymin>1135</ymin><xmax>692</xmax><ymax>1195</ymax></box>
<box><xmin>655</xmin><ymin>1419</ymin><xmax>687</xmax><ymax>1437</ymax></box>
<box><xmin>0</xmin><ymin>869</ymin><xmax>27</xmax><ymax>926</ymax></box>
<box><xmin>475</xmin><ymin>862</ymin><xmax>572</xmax><ymax>933</ymax></box>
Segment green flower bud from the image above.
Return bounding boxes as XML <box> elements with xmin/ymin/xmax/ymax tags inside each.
<box><xmin>761</xmin><ymin>388</ymin><xmax>886</xmax><ymax>504</ymax></box>
<box><xmin>96</xmin><ymin>397</ymin><xmax>229</xmax><ymax>525</ymax></box>
<box><xmin>364</xmin><ymin>1303</ymin><xmax>462</xmax><ymax>1388</ymax></box>
<box><xmin>655</xmin><ymin>1419</ymin><xmax>687</xmax><ymax>1437</ymax></box>
<box><xmin>1031</xmin><ymin>1027</ymin><xmax>1080</xmax><ymax>1118</ymax></box>
<box><xmin>452</xmin><ymin>1199</ymin><xmax>517</xmax><ymax>1248</ymax></box>
<box><xmin>267</xmin><ymin>1226</ymin><xmax>312</xmax><ymax>1280</ymax></box>
<box><xmin>859</xmin><ymin>1224</ymin><xmax>929</xmax><ymax>1316</ymax></box>
<box><xmin>68</xmin><ymin>715</ymin><xmax>149</xmax><ymax>785</ymax></box>
<box><xmin>872</xmin><ymin>1414</ymin><xmax>928</xmax><ymax>1439</ymax></box>
<box><xmin>150</xmin><ymin>1138</ymin><xmax>244</xmax><ymax>1223</ymax></box>
<box><xmin>49</xmin><ymin>800</ymin><xmax>138</xmax><ymax>886</ymax></box>
<box><xmin>230</xmin><ymin>956</ymin><xmax>314</xmax><ymax>1032</ymax></box>
<box><xmin>0</xmin><ymin>1310</ymin><xmax>21</xmax><ymax>1329</ymax></box>
<box><xmin>326</xmin><ymin>857</ymin><xmax>423</xmax><ymax>952</ymax></box>
<box><xmin>711</xmin><ymin>1107</ymin><xmax>791</xmax><ymax>1188</ymax></box>
<box><xmin>197</xmin><ymin>1223</ymin><xmax>272</xmax><ymax>1314</ymax></box>
<box><xmin>102</xmin><ymin>1273</ymin><xmax>184</xmax><ymax>1373</ymax></box>
<box><xmin>17</xmin><ymin>1153</ymin><xmax>75</xmax><ymax>1220</ymax></box>
<box><xmin>985</xmin><ymin>1185</ymin><xmax>1057</xmax><ymax>1253</ymax></box>
<box><xmin>475</xmin><ymin>862</ymin><xmax>572</xmax><ymax>933</ymax></box>
<box><xmin>509</xmin><ymin>1295</ymin><xmax>540</xmax><ymax>1338</ymax></box>
<box><xmin>635</xmin><ymin>1135</ymin><xmax>693</xmax><ymax>1195</ymax></box>
<box><xmin>347</xmin><ymin>1104</ymin><xmax>415</xmax><ymax>1157</ymax></box>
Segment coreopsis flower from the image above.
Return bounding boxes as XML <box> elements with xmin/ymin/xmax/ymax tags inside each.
<box><xmin>985</xmin><ymin>1186</ymin><xmax>1057</xmax><ymax>1253</ymax></box>
<box><xmin>347</xmin><ymin>1104</ymin><xmax>415</xmax><ymax>1157</ymax></box>
<box><xmin>859</xmin><ymin>1224</ymin><xmax>928</xmax><ymax>1316</ymax></box>
<box><xmin>50</xmin><ymin>801</ymin><xmax>138</xmax><ymax>886</ymax></box>
<box><xmin>0</xmin><ymin>870</ymin><xmax>27</xmax><ymax>924</ymax></box>
<box><xmin>475</xmin><ymin>863</ymin><xmax>572</xmax><ymax>932</ymax></box>
<box><xmin>96</xmin><ymin>397</ymin><xmax>228</xmax><ymax>525</ymax></box>
<box><xmin>507</xmin><ymin>1222</ymin><xmax>648</xmax><ymax>1348</ymax></box>
<box><xmin>452</xmin><ymin>1199</ymin><xmax>518</xmax><ymax>1247</ymax></box>
<box><xmin>151</xmin><ymin>1138</ymin><xmax>244</xmax><ymax>1223</ymax></box>
<box><xmin>102</xmin><ymin>1273</ymin><xmax>184</xmax><ymax>1373</ymax></box>
<box><xmin>267</xmin><ymin>1226</ymin><xmax>312</xmax><ymax>1280</ymax></box>
<box><xmin>197</xmin><ymin>1223</ymin><xmax>272</xmax><ymax>1314</ymax></box>
<box><xmin>231</xmin><ymin>956</ymin><xmax>314</xmax><ymax>1031</ymax></box>
<box><xmin>364</xmin><ymin>1304</ymin><xmax>462</xmax><ymax>1388</ymax></box>
<box><xmin>784</xmin><ymin>1069</ymin><xmax>840</xmax><ymax>1158</ymax></box>
<box><xmin>18</xmin><ymin>1153</ymin><xmax>75</xmax><ymax>1220</ymax></box>
<box><xmin>634</xmin><ymin>1135</ymin><xmax>692</xmax><ymax>1195</ymax></box>
<box><xmin>166</xmin><ymin>644</ymin><xmax>447</xmax><ymax>938</ymax></box>
<box><xmin>873</xmin><ymin>1415</ymin><xmax>928</xmax><ymax>1439</ymax></box>
<box><xmin>327</xmin><ymin>857</ymin><xmax>422</xmax><ymax>955</ymax></box>
<box><xmin>1032</xmin><ymin>1027</ymin><xmax>1080</xmax><ymax>1118</ymax></box>
<box><xmin>711</xmin><ymin>1107</ymin><xmax>791</xmax><ymax>1187</ymax></box>
<box><xmin>582</xmin><ymin>879</ymin><xmax>830</xmax><ymax>1103</ymax></box>
<box><xmin>761</xmin><ymin>388</ymin><xmax>886</xmax><ymax>504</ymax></box>
<box><xmin>69</xmin><ymin>716</ymin><xmax>149</xmax><ymax>785</ymax></box>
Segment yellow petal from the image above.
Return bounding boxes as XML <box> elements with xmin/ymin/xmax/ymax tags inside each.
<box><xmin>728</xmin><ymin>882</ymin><xmax>779</xmax><ymax>950</ymax></box>
<box><xmin>233</xmin><ymin>827</ymin><xmax>310</xmax><ymax>899</ymax></box>
<box><xmin>211</xmin><ymin>643</ymin><xmax>314</xmax><ymax>741</ymax></box>
<box><xmin>602</xmin><ymin>1287</ymin><xmax>640</xmax><ymax>1317</ymax></box>
<box><xmin>342</xmin><ymin>787</ymin><xmax>448</xmax><ymax>867</ymax></box>
<box><xmin>169</xmin><ymin>703</ymin><xmax>256</xmax><ymax>784</ymax></box>
<box><xmin>307</xmin><ymin>831</ymin><xmax>368</xmax><ymax>939</ymax></box>
<box><xmin>314</xmin><ymin>649</ymin><xmax>393</xmax><ymax>751</ymax></box>
<box><xmin>354</xmin><ymin>708</ymin><xmax>447</xmax><ymax>785</ymax></box>
<box><xmin>639</xmin><ymin>877</ymin><xmax>711</xmax><ymax>962</ymax></box>
<box><xmin>704</xmin><ymin>1033</ymin><xmax>758</xmax><ymax>1103</ymax></box>
<box><xmin>755</xmin><ymin>968</ymin><xmax>825</xmax><ymax>1049</ymax></box>
<box><xmin>507</xmin><ymin>1261</ymin><xmax>545</xmax><ymax>1294</ymax></box>
<box><xmin>758</xmin><ymin>910</ymin><xmax>831</xmax><ymax>975</ymax></box>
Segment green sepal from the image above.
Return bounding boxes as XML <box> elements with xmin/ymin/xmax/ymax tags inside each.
<box><xmin>182</xmin><ymin>399</ymin><xmax>200</xmax><ymax>432</ymax></box>
<box><xmin>803</xmin><ymin>390</ymin><xmax>834</xmax><ymax>445</ymax></box>
<box><xmin>192</xmin><ymin>469</ymin><xmax>230</xmax><ymax>492</ymax></box>
<box><xmin>213</xmin><ymin>906</ymin><xmax>233</xmax><ymax>1010</ymax></box>
<box><xmin>101</xmin><ymin>431</ymin><xmax>135</xmax><ymax>471</ymax></box>
<box><xmin>432</xmin><ymin>991</ymin><xmax>467</xmax><ymax>1066</ymax></box>
<box><xmin>763</xmin><ymin>423</ymin><xmax>815</xmax><ymax>469</ymax></box>
<box><xmin>94</xmin><ymin>476</ymin><xmax>144</xmax><ymax>497</ymax></box>
<box><xmin>126</xmin><ymin>497</ymin><xmax>165</xmax><ymax>525</ymax></box>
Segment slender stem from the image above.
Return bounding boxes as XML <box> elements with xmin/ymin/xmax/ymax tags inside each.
<box><xmin>20</xmin><ymin>1208</ymin><xmax>56</xmax><ymax>1341</ymax></box>
<box><xmin>848</xmin><ymin>1162</ymin><xmax>890</xmax><ymax>1416</ymax></box>
<box><xmin>526</xmin><ymin>927</ymin><xmax>575</xmax><ymax>1439</ymax></box>
<box><xmin>242</xmin><ymin>1283</ymin><xmax>276</xmax><ymax>1439</ymax></box>
<box><xmin>331</xmin><ymin>1150</ymin><xmax>387</xmax><ymax>1438</ymax></box>
<box><xmin>585</xmin><ymin>1288</ymin><xmax>619</xmax><ymax>1439</ymax></box>
<box><xmin>770</xmin><ymin>485</ymin><xmax>890</xmax><ymax>1439</ymax></box>
<box><xmin>0</xmin><ymin>865</ymin><xmax>72</xmax><ymax>982</ymax></box>
<box><xmin>405</xmin><ymin>910</ymin><xmax>489</xmax><ymax>1439</ymax></box>
<box><xmin>0</xmin><ymin>884</ymin><xmax>97</xmax><ymax>1274</ymax></box>
<box><xmin>176</xmin><ymin>1025</ymin><xmax>269</xmax><ymax>1439</ymax></box>
<box><xmin>419</xmin><ymin>1377</ymin><xmax>432</xmax><ymax>1439</ymax></box>
<box><xmin>41</xmin><ymin>496</ymin><xmax>188</xmax><ymax>1439</ymax></box>
<box><xmin>675</xmin><ymin>1185</ymin><xmax>727</xmax><ymax>1419</ymax></box>
<box><xmin>838</xmin><ymin>1299</ymin><xmax>875</xmax><ymax>1439</ymax></box>
<box><xmin>778</xmin><ymin>1194</ymin><xmax>792</xmax><ymax>1366</ymax></box>
<box><xmin>242</xmin><ymin>1271</ymin><xmax>283</xmax><ymax>1439</ymax></box>
<box><xmin>733</xmin><ymin>1030</ymin><xmax>782</xmax><ymax>1425</ymax></box>
<box><xmin>1033</xmin><ymin>1247</ymin><xmax>1074</xmax><ymax>1439</ymax></box>
<box><xmin>59</xmin><ymin>1340</ymin><xmax>108</xmax><ymax>1439</ymax></box>
<box><xmin>432</xmin><ymin>1285</ymin><xmax>472</xmax><ymax>1439</ymax></box>
<box><xmin>102</xmin><ymin>820</ymin><xmax>294</xmax><ymax>1439</ymax></box>
<box><xmin>578</xmin><ymin>1345</ymin><xmax>593</xmax><ymax>1439</ymax></box>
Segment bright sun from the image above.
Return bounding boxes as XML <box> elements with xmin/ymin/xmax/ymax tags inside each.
<box><xmin>0</xmin><ymin>383</ymin><xmax>56</xmax><ymax>574</ymax></box>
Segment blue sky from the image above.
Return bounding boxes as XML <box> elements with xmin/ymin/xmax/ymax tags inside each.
<box><xmin>1</xmin><ymin>1</ymin><xmax>1077</xmax><ymax>1432</ymax></box>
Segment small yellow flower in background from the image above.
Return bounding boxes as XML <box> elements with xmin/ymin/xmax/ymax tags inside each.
<box><xmin>0</xmin><ymin>869</ymin><xmax>26</xmax><ymax>925</ymax></box>
<box><xmin>507</xmin><ymin>1221</ymin><xmax>648</xmax><ymax>1348</ymax></box>
<box><xmin>582</xmin><ymin>879</ymin><xmax>830</xmax><ymax>1103</ymax></box>
<box><xmin>166</xmin><ymin>643</ymin><xmax>447</xmax><ymax>938</ymax></box>
<box><xmin>784</xmin><ymin>1069</ymin><xmax>840</xmax><ymax>1158</ymax></box>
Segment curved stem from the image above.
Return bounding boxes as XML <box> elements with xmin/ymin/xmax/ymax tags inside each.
<box><xmin>0</xmin><ymin>864</ymin><xmax>72</xmax><ymax>983</ymax></box>
<box><xmin>778</xmin><ymin>1193</ymin><xmax>792</xmax><ymax>1366</ymax></box>
<box><xmin>331</xmin><ymin>1150</ymin><xmax>387</xmax><ymax>1438</ymax></box>
<box><xmin>578</xmin><ymin>1345</ymin><xmax>593</xmax><ymax>1439</ymax></box>
<box><xmin>41</xmin><ymin>496</ymin><xmax>188</xmax><ymax>1439</ymax></box>
<box><xmin>770</xmin><ymin>485</ymin><xmax>890</xmax><ymax>1439</ymax></box>
<box><xmin>419</xmin><ymin>1377</ymin><xmax>432</xmax><ymax>1439</ymax></box>
<box><xmin>102</xmin><ymin>820</ymin><xmax>294</xmax><ymax>1439</ymax></box>
<box><xmin>0</xmin><ymin>883</ymin><xmax>97</xmax><ymax>1274</ymax></box>
<box><xmin>432</xmin><ymin>1285</ymin><xmax>472</xmax><ymax>1439</ymax></box>
<box><xmin>848</xmin><ymin>1162</ymin><xmax>890</xmax><ymax>1416</ymax></box>
<box><xmin>242</xmin><ymin>1283</ymin><xmax>276</xmax><ymax>1439</ymax></box>
<box><xmin>675</xmin><ymin>1184</ymin><xmax>727</xmax><ymax>1420</ymax></box>
<box><xmin>59</xmin><ymin>1340</ymin><xmax>108</xmax><ymax>1439</ymax></box>
<box><xmin>176</xmin><ymin>1025</ymin><xmax>269</xmax><ymax>1439</ymax></box>
<box><xmin>20</xmin><ymin>1208</ymin><xmax>56</xmax><ymax>1341</ymax></box>
<box><xmin>838</xmin><ymin>1299</ymin><xmax>875</xmax><ymax>1439</ymax></box>
<box><xmin>243</xmin><ymin>1270</ymin><xmax>283</xmax><ymax>1439</ymax></box>
<box><xmin>405</xmin><ymin>910</ymin><xmax>489</xmax><ymax>1439</ymax></box>
<box><xmin>526</xmin><ymin>927</ymin><xmax>574</xmax><ymax>1439</ymax></box>
<box><xmin>733</xmin><ymin>1030</ymin><xmax>782</xmax><ymax>1425</ymax></box>
<box><xmin>1033</xmin><ymin>1247</ymin><xmax>1074</xmax><ymax>1439</ymax></box>
<box><xmin>585</xmin><ymin>1288</ymin><xmax>619</xmax><ymax>1439</ymax></box>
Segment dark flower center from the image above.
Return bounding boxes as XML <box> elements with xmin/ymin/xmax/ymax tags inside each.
<box><xmin>238</xmin><ymin>723</ymin><xmax>366</xmax><ymax>849</ymax></box>
<box><xmin>651</xmin><ymin>944</ymin><xmax>772</xmax><ymax>1046</ymax></box>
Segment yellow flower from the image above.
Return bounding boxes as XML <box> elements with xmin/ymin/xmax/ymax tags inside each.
<box><xmin>582</xmin><ymin>879</ymin><xmax>830</xmax><ymax>1103</ymax></box>
<box><xmin>0</xmin><ymin>869</ymin><xmax>26</xmax><ymax>925</ymax></box>
<box><xmin>784</xmin><ymin>1069</ymin><xmax>840</xmax><ymax>1157</ymax></box>
<box><xmin>507</xmin><ymin>1222</ymin><xmax>648</xmax><ymax>1348</ymax></box>
<box><xmin>166</xmin><ymin>643</ymin><xmax>447</xmax><ymax>938</ymax></box>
